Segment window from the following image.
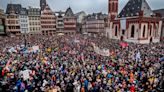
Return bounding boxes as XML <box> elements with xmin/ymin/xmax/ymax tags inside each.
<box><xmin>143</xmin><ymin>25</ymin><xmax>146</xmax><ymax>37</ymax></box>
<box><xmin>112</xmin><ymin>2</ymin><xmax>115</xmax><ymax>11</ymax></box>
<box><xmin>131</xmin><ymin>25</ymin><xmax>135</xmax><ymax>38</ymax></box>
<box><xmin>115</xmin><ymin>26</ymin><xmax>118</xmax><ymax>36</ymax></box>
<box><xmin>122</xmin><ymin>30</ymin><xmax>125</xmax><ymax>35</ymax></box>
<box><xmin>150</xmin><ymin>25</ymin><xmax>152</xmax><ymax>36</ymax></box>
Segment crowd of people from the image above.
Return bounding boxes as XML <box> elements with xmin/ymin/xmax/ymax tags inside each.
<box><xmin>0</xmin><ymin>34</ymin><xmax>163</xmax><ymax>92</ymax></box>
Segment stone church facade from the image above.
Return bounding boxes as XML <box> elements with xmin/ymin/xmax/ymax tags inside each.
<box><xmin>106</xmin><ymin>0</ymin><xmax>163</xmax><ymax>44</ymax></box>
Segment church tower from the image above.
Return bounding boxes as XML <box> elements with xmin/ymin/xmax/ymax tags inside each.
<box><xmin>108</xmin><ymin>0</ymin><xmax>118</xmax><ymax>20</ymax></box>
<box><xmin>40</xmin><ymin>0</ymin><xmax>47</xmax><ymax>11</ymax></box>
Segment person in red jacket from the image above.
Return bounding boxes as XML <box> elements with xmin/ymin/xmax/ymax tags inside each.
<box><xmin>130</xmin><ymin>84</ymin><xmax>135</xmax><ymax>92</ymax></box>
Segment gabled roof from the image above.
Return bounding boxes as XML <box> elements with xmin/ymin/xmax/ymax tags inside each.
<box><xmin>43</xmin><ymin>4</ymin><xmax>50</xmax><ymax>11</ymax></box>
<box><xmin>27</xmin><ymin>7</ymin><xmax>41</xmax><ymax>15</ymax></box>
<box><xmin>42</xmin><ymin>4</ymin><xmax>53</xmax><ymax>15</ymax></box>
<box><xmin>84</xmin><ymin>12</ymin><xmax>107</xmax><ymax>21</ymax></box>
<box><xmin>40</xmin><ymin>0</ymin><xmax>47</xmax><ymax>11</ymax></box>
<box><xmin>20</xmin><ymin>8</ymin><xmax>27</xmax><ymax>15</ymax></box>
<box><xmin>153</xmin><ymin>9</ymin><xmax>164</xmax><ymax>18</ymax></box>
<box><xmin>65</xmin><ymin>7</ymin><xmax>74</xmax><ymax>17</ymax></box>
<box><xmin>118</xmin><ymin>0</ymin><xmax>154</xmax><ymax>18</ymax></box>
<box><xmin>6</xmin><ymin>4</ymin><xmax>22</xmax><ymax>14</ymax></box>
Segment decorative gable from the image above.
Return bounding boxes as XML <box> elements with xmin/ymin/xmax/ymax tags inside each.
<box><xmin>65</xmin><ymin>7</ymin><xmax>74</xmax><ymax>17</ymax></box>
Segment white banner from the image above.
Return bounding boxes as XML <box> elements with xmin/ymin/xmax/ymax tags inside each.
<box><xmin>32</xmin><ymin>46</ymin><xmax>40</xmax><ymax>52</ymax></box>
<box><xmin>92</xmin><ymin>43</ymin><xmax>110</xmax><ymax>56</ymax></box>
<box><xmin>120</xmin><ymin>18</ymin><xmax>126</xmax><ymax>30</ymax></box>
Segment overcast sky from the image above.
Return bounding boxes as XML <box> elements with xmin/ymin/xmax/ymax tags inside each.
<box><xmin>0</xmin><ymin>0</ymin><xmax>164</xmax><ymax>14</ymax></box>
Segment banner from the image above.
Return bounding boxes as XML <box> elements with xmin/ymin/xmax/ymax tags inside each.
<box><xmin>19</xmin><ymin>70</ymin><xmax>31</xmax><ymax>81</ymax></box>
<box><xmin>27</xmin><ymin>46</ymin><xmax>40</xmax><ymax>53</ymax></box>
<box><xmin>32</xmin><ymin>46</ymin><xmax>40</xmax><ymax>52</ymax></box>
<box><xmin>92</xmin><ymin>43</ymin><xmax>110</xmax><ymax>56</ymax></box>
<box><xmin>135</xmin><ymin>51</ymin><xmax>141</xmax><ymax>62</ymax></box>
<box><xmin>74</xmin><ymin>39</ymin><xmax>80</xmax><ymax>43</ymax></box>
<box><xmin>120</xmin><ymin>18</ymin><xmax>126</xmax><ymax>30</ymax></box>
<box><xmin>120</xmin><ymin>42</ymin><xmax>128</xmax><ymax>48</ymax></box>
<box><xmin>8</xmin><ymin>47</ymin><xmax>17</xmax><ymax>53</ymax></box>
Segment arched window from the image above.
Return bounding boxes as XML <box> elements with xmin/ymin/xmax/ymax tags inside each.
<box><xmin>115</xmin><ymin>26</ymin><xmax>118</xmax><ymax>36</ymax></box>
<box><xmin>116</xmin><ymin>3</ymin><xmax>118</xmax><ymax>12</ymax></box>
<box><xmin>112</xmin><ymin>2</ymin><xmax>115</xmax><ymax>12</ymax></box>
<box><xmin>131</xmin><ymin>25</ymin><xmax>135</xmax><ymax>38</ymax></box>
<box><xmin>150</xmin><ymin>25</ymin><xmax>152</xmax><ymax>36</ymax></box>
<box><xmin>143</xmin><ymin>25</ymin><xmax>146</xmax><ymax>37</ymax></box>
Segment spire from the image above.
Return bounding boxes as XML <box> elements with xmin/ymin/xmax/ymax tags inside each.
<box><xmin>9</xmin><ymin>0</ymin><xmax>15</xmax><ymax>14</ymax></box>
<box><xmin>40</xmin><ymin>0</ymin><xmax>47</xmax><ymax>11</ymax></box>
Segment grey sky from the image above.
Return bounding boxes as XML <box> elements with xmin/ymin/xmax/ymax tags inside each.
<box><xmin>0</xmin><ymin>0</ymin><xmax>164</xmax><ymax>14</ymax></box>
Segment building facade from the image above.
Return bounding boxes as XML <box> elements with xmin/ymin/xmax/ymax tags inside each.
<box><xmin>82</xmin><ymin>13</ymin><xmax>107</xmax><ymax>37</ymax></box>
<box><xmin>75</xmin><ymin>11</ymin><xmax>86</xmax><ymax>33</ymax></box>
<box><xmin>40</xmin><ymin>0</ymin><xmax>47</xmax><ymax>11</ymax></box>
<box><xmin>6</xmin><ymin>4</ymin><xmax>21</xmax><ymax>35</ymax></box>
<box><xmin>106</xmin><ymin>0</ymin><xmax>163</xmax><ymax>44</ymax></box>
<box><xmin>55</xmin><ymin>11</ymin><xmax>65</xmax><ymax>32</ymax></box>
<box><xmin>153</xmin><ymin>9</ymin><xmax>164</xmax><ymax>42</ymax></box>
<box><xmin>19</xmin><ymin>8</ymin><xmax>29</xmax><ymax>34</ymax></box>
<box><xmin>0</xmin><ymin>9</ymin><xmax>6</xmax><ymax>36</ymax></box>
<box><xmin>64</xmin><ymin>7</ymin><xmax>77</xmax><ymax>34</ymax></box>
<box><xmin>28</xmin><ymin>7</ymin><xmax>41</xmax><ymax>35</ymax></box>
<box><xmin>41</xmin><ymin>4</ymin><xmax>56</xmax><ymax>36</ymax></box>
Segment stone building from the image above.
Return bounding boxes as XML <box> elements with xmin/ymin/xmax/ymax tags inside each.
<box><xmin>106</xmin><ymin>0</ymin><xmax>163</xmax><ymax>44</ymax></box>
<box><xmin>64</xmin><ymin>7</ymin><xmax>77</xmax><ymax>35</ymax></box>
<box><xmin>55</xmin><ymin>11</ymin><xmax>65</xmax><ymax>32</ymax></box>
<box><xmin>41</xmin><ymin>4</ymin><xmax>56</xmax><ymax>36</ymax></box>
<box><xmin>19</xmin><ymin>8</ymin><xmax>29</xmax><ymax>34</ymax></box>
<box><xmin>75</xmin><ymin>11</ymin><xmax>86</xmax><ymax>33</ymax></box>
<box><xmin>153</xmin><ymin>9</ymin><xmax>164</xmax><ymax>42</ymax></box>
<box><xmin>6</xmin><ymin>4</ymin><xmax>21</xmax><ymax>35</ymax></box>
<box><xmin>28</xmin><ymin>7</ymin><xmax>41</xmax><ymax>35</ymax></box>
<box><xmin>82</xmin><ymin>13</ymin><xmax>107</xmax><ymax>37</ymax></box>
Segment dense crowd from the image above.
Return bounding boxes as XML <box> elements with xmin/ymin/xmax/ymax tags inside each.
<box><xmin>0</xmin><ymin>34</ymin><xmax>163</xmax><ymax>92</ymax></box>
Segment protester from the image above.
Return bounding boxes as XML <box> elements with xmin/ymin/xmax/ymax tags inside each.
<box><xmin>0</xmin><ymin>34</ymin><xmax>163</xmax><ymax>92</ymax></box>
